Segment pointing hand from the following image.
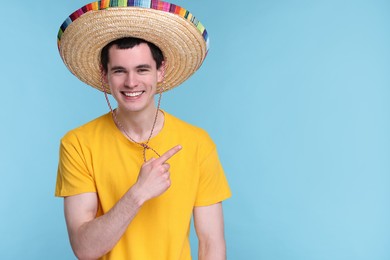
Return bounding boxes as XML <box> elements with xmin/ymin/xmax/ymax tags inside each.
<box><xmin>134</xmin><ymin>145</ymin><xmax>182</xmax><ymax>202</ymax></box>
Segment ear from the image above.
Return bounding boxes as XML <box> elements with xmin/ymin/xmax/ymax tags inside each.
<box><xmin>99</xmin><ymin>65</ymin><xmax>111</xmax><ymax>93</ymax></box>
<box><xmin>100</xmin><ymin>64</ymin><xmax>108</xmax><ymax>84</ymax></box>
<box><xmin>157</xmin><ymin>61</ymin><xmax>166</xmax><ymax>83</ymax></box>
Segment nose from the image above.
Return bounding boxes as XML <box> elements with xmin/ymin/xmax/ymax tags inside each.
<box><xmin>125</xmin><ymin>72</ymin><xmax>138</xmax><ymax>88</ymax></box>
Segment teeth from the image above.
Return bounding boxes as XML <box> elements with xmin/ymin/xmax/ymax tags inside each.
<box><xmin>124</xmin><ymin>91</ymin><xmax>143</xmax><ymax>97</ymax></box>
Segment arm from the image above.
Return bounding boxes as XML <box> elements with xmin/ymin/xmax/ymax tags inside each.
<box><xmin>193</xmin><ymin>202</ymin><xmax>227</xmax><ymax>260</ymax></box>
<box><xmin>64</xmin><ymin>189</ymin><xmax>142</xmax><ymax>260</ymax></box>
<box><xmin>64</xmin><ymin>145</ymin><xmax>182</xmax><ymax>260</ymax></box>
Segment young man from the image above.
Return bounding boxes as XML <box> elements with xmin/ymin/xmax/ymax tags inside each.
<box><xmin>55</xmin><ymin>1</ymin><xmax>231</xmax><ymax>260</ymax></box>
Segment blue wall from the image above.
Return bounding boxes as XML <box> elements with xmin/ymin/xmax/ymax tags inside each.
<box><xmin>1</xmin><ymin>0</ymin><xmax>389</xmax><ymax>259</ymax></box>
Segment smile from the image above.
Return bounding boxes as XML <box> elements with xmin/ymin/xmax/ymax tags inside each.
<box><xmin>122</xmin><ymin>91</ymin><xmax>144</xmax><ymax>97</ymax></box>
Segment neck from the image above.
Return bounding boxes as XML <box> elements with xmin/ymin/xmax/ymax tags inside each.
<box><xmin>115</xmin><ymin>106</ymin><xmax>164</xmax><ymax>143</ymax></box>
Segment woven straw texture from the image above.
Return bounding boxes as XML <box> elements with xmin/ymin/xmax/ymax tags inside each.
<box><xmin>59</xmin><ymin>5</ymin><xmax>208</xmax><ymax>93</ymax></box>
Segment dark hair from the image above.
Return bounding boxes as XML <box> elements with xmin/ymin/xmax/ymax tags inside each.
<box><xmin>100</xmin><ymin>37</ymin><xmax>164</xmax><ymax>73</ymax></box>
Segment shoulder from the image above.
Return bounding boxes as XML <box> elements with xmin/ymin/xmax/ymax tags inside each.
<box><xmin>61</xmin><ymin>113</ymin><xmax>112</xmax><ymax>144</ymax></box>
<box><xmin>165</xmin><ymin>112</ymin><xmax>212</xmax><ymax>139</ymax></box>
<box><xmin>164</xmin><ymin>112</ymin><xmax>216</xmax><ymax>152</ymax></box>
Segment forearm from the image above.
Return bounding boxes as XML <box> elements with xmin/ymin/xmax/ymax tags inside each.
<box><xmin>194</xmin><ymin>203</ymin><xmax>227</xmax><ymax>260</ymax></box>
<box><xmin>198</xmin><ymin>238</ymin><xmax>226</xmax><ymax>260</ymax></box>
<box><xmin>68</xmin><ymin>187</ymin><xmax>145</xmax><ymax>259</ymax></box>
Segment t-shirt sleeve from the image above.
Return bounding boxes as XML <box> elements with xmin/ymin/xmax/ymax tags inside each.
<box><xmin>194</xmin><ymin>139</ymin><xmax>232</xmax><ymax>207</ymax></box>
<box><xmin>55</xmin><ymin>133</ymin><xmax>96</xmax><ymax>197</ymax></box>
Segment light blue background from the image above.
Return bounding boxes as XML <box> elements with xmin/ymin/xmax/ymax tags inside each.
<box><xmin>1</xmin><ymin>0</ymin><xmax>389</xmax><ymax>259</ymax></box>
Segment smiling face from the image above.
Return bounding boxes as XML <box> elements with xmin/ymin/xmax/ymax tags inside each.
<box><xmin>103</xmin><ymin>43</ymin><xmax>164</xmax><ymax>115</ymax></box>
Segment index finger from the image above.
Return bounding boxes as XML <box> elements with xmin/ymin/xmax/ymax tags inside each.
<box><xmin>155</xmin><ymin>145</ymin><xmax>182</xmax><ymax>165</ymax></box>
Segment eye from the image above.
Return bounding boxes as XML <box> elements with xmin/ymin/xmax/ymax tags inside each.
<box><xmin>137</xmin><ymin>68</ymin><xmax>150</xmax><ymax>74</ymax></box>
<box><xmin>110</xmin><ymin>66</ymin><xmax>126</xmax><ymax>74</ymax></box>
<box><xmin>113</xmin><ymin>69</ymin><xmax>125</xmax><ymax>74</ymax></box>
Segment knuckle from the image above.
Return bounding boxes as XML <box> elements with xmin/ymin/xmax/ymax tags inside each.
<box><xmin>158</xmin><ymin>166</ymin><xmax>166</xmax><ymax>174</ymax></box>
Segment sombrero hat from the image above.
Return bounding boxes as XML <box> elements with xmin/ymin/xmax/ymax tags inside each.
<box><xmin>57</xmin><ymin>0</ymin><xmax>209</xmax><ymax>93</ymax></box>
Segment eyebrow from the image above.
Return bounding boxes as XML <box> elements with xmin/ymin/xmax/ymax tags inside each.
<box><xmin>110</xmin><ymin>66</ymin><xmax>126</xmax><ymax>71</ymax></box>
<box><xmin>136</xmin><ymin>64</ymin><xmax>153</xmax><ymax>69</ymax></box>
<box><xmin>109</xmin><ymin>64</ymin><xmax>153</xmax><ymax>71</ymax></box>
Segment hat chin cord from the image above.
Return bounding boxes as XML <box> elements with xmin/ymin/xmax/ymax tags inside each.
<box><xmin>101</xmin><ymin>75</ymin><xmax>165</xmax><ymax>162</ymax></box>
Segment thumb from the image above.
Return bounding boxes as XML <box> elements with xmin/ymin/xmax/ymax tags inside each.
<box><xmin>144</xmin><ymin>157</ymin><xmax>156</xmax><ymax>165</ymax></box>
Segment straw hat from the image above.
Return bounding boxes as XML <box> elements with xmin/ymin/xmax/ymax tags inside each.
<box><xmin>57</xmin><ymin>1</ymin><xmax>209</xmax><ymax>93</ymax></box>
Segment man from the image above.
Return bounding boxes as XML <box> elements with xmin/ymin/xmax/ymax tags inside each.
<box><xmin>55</xmin><ymin>1</ymin><xmax>231</xmax><ymax>260</ymax></box>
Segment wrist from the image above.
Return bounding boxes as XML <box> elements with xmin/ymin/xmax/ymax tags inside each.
<box><xmin>128</xmin><ymin>184</ymin><xmax>147</xmax><ymax>208</ymax></box>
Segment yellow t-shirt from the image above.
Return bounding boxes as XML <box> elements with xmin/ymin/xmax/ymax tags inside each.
<box><xmin>55</xmin><ymin>111</ymin><xmax>231</xmax><ymax>260</ymax></box>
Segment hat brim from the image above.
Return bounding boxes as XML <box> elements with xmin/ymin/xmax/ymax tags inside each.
<box><xmin>58</xmin><ymin>2</ymin><xmax>209</xmax><ymax>93</ymax></box>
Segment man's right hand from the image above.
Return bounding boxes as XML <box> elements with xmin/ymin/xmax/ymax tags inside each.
<box><xmin>133</xmin><ymin>145</ymin><xmax>182</xmax><ymax>203</ymax></box>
